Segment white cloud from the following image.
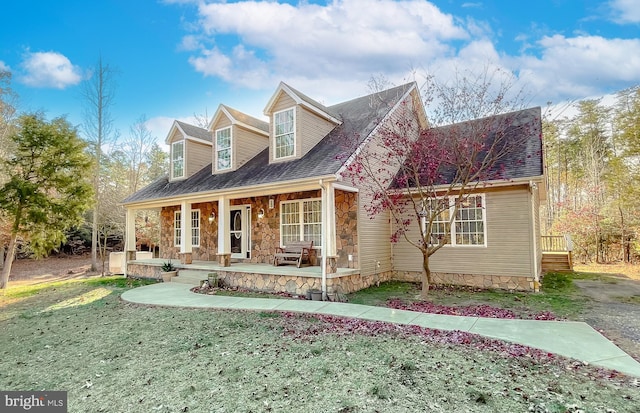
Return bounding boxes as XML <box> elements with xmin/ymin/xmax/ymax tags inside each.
<box><xmin>20</xmin><ymin>51</ymin><xmax>83</xmax><ymax>89</ymax></box>
<box><xmin>0</xmin><ymin>61</ymin><xmax>9</xmax><ymax>71</ymax></box>
<box><xmin>609</xmin><ymin>0</ymin><xmax>640</xmax><ymax>24</ymax></box>
<box><xmin>185</xmin><ymin>0</ymin><xmax>468</xmax><ymax>89</ymax></box>
<box><xmin>513</xmin><ymin>35</ymin><xmax>640</xmax><ymax>103</ymax></box>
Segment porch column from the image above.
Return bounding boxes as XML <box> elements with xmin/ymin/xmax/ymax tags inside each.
<box><xmin>217</xmin><ymin>196</ymin><xmax>231</xmax><ymax>266</ymax></box>
<box><xmin>180</xmin><ymin>201</ymin><xmax>193</xmax><ymax>264</ymax></box>
<box><xmin>124</xmin><ymin>208</ymin><xmax>136</xmax><ymax>277</ymax></box>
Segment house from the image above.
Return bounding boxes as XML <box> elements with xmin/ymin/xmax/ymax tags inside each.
<box><xmin>121</xmin><ymin>81</ymin><xmax>545</xmax><ymax>296</ymax></box>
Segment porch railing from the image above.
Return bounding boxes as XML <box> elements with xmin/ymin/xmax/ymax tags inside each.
<box><xmin>541</xmin><ymin>234</ymin><xmax>573</xmax><ymax>253</ymax></box>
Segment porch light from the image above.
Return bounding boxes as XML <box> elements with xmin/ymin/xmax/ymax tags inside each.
<box><xmin>257</xmin><ymin>208</ymin><xmax>265</xmax><ymax>219</ymax></box>
<box><xmin>208</xmin><ymin>212</ymin><xmax>216</xmax><ymax>223</ymax></box>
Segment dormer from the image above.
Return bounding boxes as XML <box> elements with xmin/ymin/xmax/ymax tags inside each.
<box><xmin>165</xmin><ymin>120</ymin><xmax>212</xmax><ymax>181</ymax></box>
<box><xmin>209</xmin><ymin>104</ymin><xmax>269</xmax><ymax>174</ymax></box>
<box><xmin>263</xmin><ymin>82</ymin><xmax>342</xmax><ymax>164</ymax></box>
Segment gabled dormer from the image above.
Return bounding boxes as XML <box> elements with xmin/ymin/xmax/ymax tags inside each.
<box><xmin>165</xmin><ymin>120</ymin><xmax>212</xmax><ymax>181</ymax></box>
<box><xmin>263</xmin><ymin>82</ymin><xmax>342</xmax><ymax>164</ymax></box>
<box><xmin>209</xmin><ymin>104</ymin><xmax>269</xmax><ymax>174</ymax></box>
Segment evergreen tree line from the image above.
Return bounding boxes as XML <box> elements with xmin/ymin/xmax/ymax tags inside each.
<box><xmin>0</xmin><ymin>66</ymin><xmax>168</xmax><ymax>279</ymax></box>
<box><xmin>543</xmin><ymin>86</ymin><xmax>640</xmax><ymax>264</ymax></box>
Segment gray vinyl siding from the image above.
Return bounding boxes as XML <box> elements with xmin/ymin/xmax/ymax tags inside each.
<box><xmin>186</xmin><ymin>141</ymin><xmax>211</xmax><ymax>178</ymax></box>
<box><xmin>354</xmin><ymin>89</ymin><xmax>422</xmax><ymax>277</ymax></box>
<box><xmin>358</xmin><ymin>197</ymin><xmax>392</xmax><ymax>276</ymax></box>
<box><xmin>299</xmin><ymin>106</ymin><xmax>336</xmax><ymax>156</ymax></box>
<box><xmin>235</xmin><ymin>125</ymin><xmax>268</xmax><ymax>169</ymax></box>
<box><xmin>393</xmin><ymin>188</ymin><xmax>534</xmax><ymax>278</ymax></box>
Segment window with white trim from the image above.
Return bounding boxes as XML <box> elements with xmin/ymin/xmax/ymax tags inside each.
<box><xmin>215</xmin><ymin>127</ymin><xmax>232</xmax><ymax>171</ymax></box>
<box><xmin>280</xmin><ymin>199</ymin><xmax>322</xmax><ymax>247</ymax></box>
<box><xmin>425</xmin><ymin>197</ymin><xmax>451</xmax><ymax>245</ymax></box>
<box><xmin>172</xmin><ymin>141</ymin><xmax>184</xmax><ymax>179</ymax></box>
<box><xmin>274</xmin><ymin>108</ymin><xmax>295</xmax><ymax>159</ymax></box>
<box><xmin>174</xmin><ymin>211</ymin><xmax>182</xmax><ymax>246</ymax></box>
<box><xmin>422</xmin><ymin>194</ymin><xmax>486</xmax><ymax>247</ymax></box>
<box><xmin>191</xmin><ymin>209</ymin><xmax>200</xmax><ymax>247</ymax></box>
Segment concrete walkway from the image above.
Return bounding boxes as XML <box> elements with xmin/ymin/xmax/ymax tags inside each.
<box><xmin>121</xmin><ymin>282</ymin><xmax>640</xmax><ymax>377</ymax></box>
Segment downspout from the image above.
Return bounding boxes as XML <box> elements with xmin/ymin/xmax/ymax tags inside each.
<box><xmin>319</xmin><ymin>179</ymin><xmax>327</xmax><ymax>300</ymax></box>
<box><xmin>530</xmin><ymin>181</ymin><xmax>540</xmax><ymax>290</ymax></box>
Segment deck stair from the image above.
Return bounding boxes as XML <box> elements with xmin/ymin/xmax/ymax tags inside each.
<box><xmin>541</xmin><ymin>235</ymin><xmax>573</xmax><ymax>272</ymax></box>
<box><xmin>172</xmin><ymin>269</ymin><xmax>211</xmax><ymax>286</ymax></box>
<box><xmin>542</xmin><ymin>253</ymin><xmax>572</xmax><ymax>272</ymax></box>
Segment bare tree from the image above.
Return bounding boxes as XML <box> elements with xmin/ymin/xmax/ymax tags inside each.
<box><xmin>344</xmin><ymin>69</ymin><xmax>537</xmax><ymax>296</ymax></box>
<box><xmin>120</xmin><ymin>115</ymin><xmax>156</xmax><ymax>194</ymax></box>
<box><xmin>80</xmin><ymin>58</ymin><xmax>119</xmax><ymax>272</ymax></box>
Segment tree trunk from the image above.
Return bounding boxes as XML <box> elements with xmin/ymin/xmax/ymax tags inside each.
<box><xmin>91</xmin><ymin>207</ymin><xmax>98</xmax><ymax>271</ymax></box>
<box><xmin>0</xmin><ymin>232</ymin><xmax>18</xmax><ymax>289</ymax></box>
<box><xmin>421</xmin><ymin>252</ymin><xmax>432</xmax><ymax>297</ymax></box>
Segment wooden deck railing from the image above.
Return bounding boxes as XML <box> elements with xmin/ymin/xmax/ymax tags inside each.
<box><xmin>541</xmin><ymin>234</ymin><xmax>573</xmax><ymax>252</ymax></box>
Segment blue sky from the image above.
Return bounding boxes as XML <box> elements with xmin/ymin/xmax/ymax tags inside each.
<box><xmin>1</xmin><ymin>0</ymin><xmax>639</xmax><ymax>145</ymax></box>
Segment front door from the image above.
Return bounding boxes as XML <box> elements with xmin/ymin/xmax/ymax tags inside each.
<box><xmin>230</xmin><ymin>206</ymin><xmax>251</xmax><ymax>259</ymax></box>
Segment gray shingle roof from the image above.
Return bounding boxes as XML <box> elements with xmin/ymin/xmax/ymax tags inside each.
<box><xmin>391</xmin><ymin>106</ymin><xmax>543</xmax><ymax>189</ymax></box>
<box><xmin>123</xmin><ymin>83</ymin><xmax>415</xmax><ymax>205</ymax></box>
<box><xmin>221</xmin><ymin>105</ymin><xmax>269</xmax><ymax>133</ymax></box>
<box><xmin>175</xmin><ymin>120</ymin><xmax>212</xmax><ymax>143</ymax></box>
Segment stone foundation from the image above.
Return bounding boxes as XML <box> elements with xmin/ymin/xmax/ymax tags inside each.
<box><xmin>394</xmin><ymin>270</ymin><xmax>538</xmax><ymax>292</ymax></box>
<box><xmin>216</xmin><ymin>270</ymin><xmax>395</xmax><ymax>295</ymax></box>
<box><xmin>127</xmin><ymin>263</ymin><xmax>164</xmax><ymax>280</ymax></box>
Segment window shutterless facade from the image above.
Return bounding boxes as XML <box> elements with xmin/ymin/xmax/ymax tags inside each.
<box><xmin>280</xmin><ymin>199</ymin><xmax>322</xmax><ymax>247</ymax></box>
<box><xmin>422</xmin><ymin>194</ymin><xmax>486</xmax><ymax>247</ymax></box>
<box><xmin>273</xmin><ymin>108</ymin><xmax>295</xmax><ymax>159</ymax></box>
<box><xmin>215</xmin><ymin>127</ymin><xmax>232</xmax><ymax>171</ymax></box>
<box><xmin>191</xmin><ymin>209</ymin><xmax>200</xmax><ymax>247</ymax></box>
<box><xmin>171</xmin><ymin>141</ymin><xmax>185</xmax><ymax>179</ymax></box>
<box><xmin>174</xmin><ymin>211</ymin><xmax>181</xmax><ymax>246</ymax></box>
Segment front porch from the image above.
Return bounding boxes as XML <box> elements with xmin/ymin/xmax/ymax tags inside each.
<box><xmin>125</xmin><ymin>258</ymin><xmax>382</xmax><ymax>296</ymax></box>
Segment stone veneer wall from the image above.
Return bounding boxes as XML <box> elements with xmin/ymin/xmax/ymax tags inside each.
<box><xmin>232</xmin><ymin>190</ymin><xmax>321</xmax><ymax>264</ymax></box>
<box><xmin>394</xmin><ymin>270</ymin><xmax>538</xmax><ymax>292</ymax></box>
<box><xmin>160</xmin><ymin>202</ymin><xmax>219</xmax><ymax>261</ymax></box>
<box><xmin>158</xmin><ymin>189</ymin><xmax>356</xmax><ymax>270</ymax></box>
<box><xmin>335</xmin><ymin>190</ymin><xmax>358</xmax><ymax>268</ymax></box>
<box><xmin>217</xmin><ymin>270</ymin><xmax>394</xmax><ymax>295</ymax></box>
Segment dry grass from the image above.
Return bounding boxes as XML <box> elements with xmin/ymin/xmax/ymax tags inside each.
<box><xmin>574</xmin><ymin>262</ymin><xmax>640</xmax><ymax>281</ymax></box>
<box><xmin>1</xmin><ymin>278</ymin><xmax>639</xmax><ymax>412</ymax></box>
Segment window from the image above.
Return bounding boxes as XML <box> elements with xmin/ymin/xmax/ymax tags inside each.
<box><xmin>191</xmin><ymin>209</ymin><xmax>200</xmax><ymax>247</ymax></box>
<box><xmin>422</xmin><ymin>194</ymin><xmax>486</xmax><ymax>247</ymax></box>
<box><xmin>172</xmin><ymin>141</ymin><xmax>184</xmax><ymax>179</ymax></box>
<box><xmin>174</xmin><ymin>211</ymin><xmax>181</xmax><ymax>246</ymax></box>
<box><xmin>280</xmin><ymin>199</ymin><xmax>322</xmax><ymax>247</ymax></box>
<box><xmin>455</xmin><ymin>195</ymin><xmax>485</xmax><ymax>246</ymax></box>
<box><xmin>425</xmin><ymin>198</ymin><xmax>451</xmax><ymax>245</ymax></box>
<box><xmin>274</xmin><ymin>108</ymin><xmax>295</xmax><ymax>159</ymax></box>
<box><xmin>215</xmin><ymin>127</ymin><xmax>232</xmax><ymax>170</ymax></box>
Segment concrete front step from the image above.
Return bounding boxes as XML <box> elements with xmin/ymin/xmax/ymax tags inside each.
<box><xmin>171</xmin><ymin>269</ymin><xmax>213</xmax><ymax>286</ymax></box>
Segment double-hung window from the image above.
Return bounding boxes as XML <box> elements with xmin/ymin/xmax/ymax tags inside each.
<box><xmin>280</xmin><ymin>199</ymin><xmax>322</xmax><ymax>247</ymax></box>
<box><xmin>172</xmin><ymin>141</ymin><xmax>185</xmax><ymax>179</ymax></box>
<box><xmin>274</xmin><ymin>108</ymin><xmax>295</xmax><ymax>159</ymax></box>
<box><xmin>174</xmin><ymin>211</ymin><xmax>182</xmax><ymax>246</ymax></box>
<box><xmin>423</xmin><ymin>194</ymin><xmax>486</xmax><ymax>247</ymax></box>
<box><xmin>215</xmin><ymin>127</ymin><xmax>232</xmax><ymax>171</ymax></box>
<box><xmin>191</xmin><ymin>209</ymin><xmax>200</xmax><ymax>247</ymax></box>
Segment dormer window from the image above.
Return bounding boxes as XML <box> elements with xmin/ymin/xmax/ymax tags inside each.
<box><xmin>215</xmin><ymin>127</ymin><xmax>232</xmax><ymax>171</ymax></box>
<box><xmin>171</xmin><ymin>141</ymin><xmax>185</xmax><ymax>179</ymax></box>
<box><xmin>274</xmin><ymin>108</ymin><xmax>295</xmax><ymax>159</ymax></box>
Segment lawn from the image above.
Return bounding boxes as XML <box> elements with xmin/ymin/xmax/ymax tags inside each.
<box><xmin>1</xmin><ymin>277</ymin><xmax>638</xmax><ymax>412</ymax></box>
<box><xmin>346</xmin><ymin>272</ymin><xmax>593</xmax><ymax>320</ymax></box>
